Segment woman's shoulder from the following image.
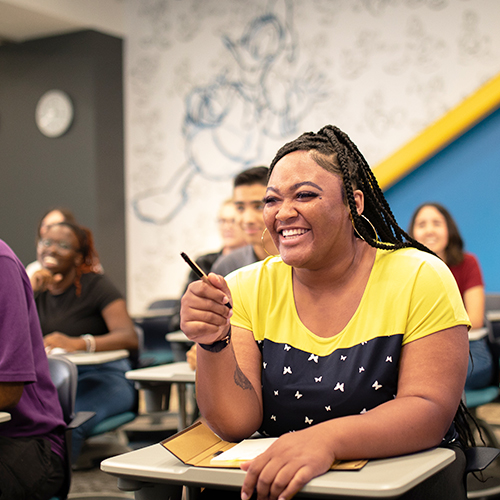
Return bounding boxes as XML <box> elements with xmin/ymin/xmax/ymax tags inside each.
<box><xmin>80</xmin><ymin>272</ymin><xmax>120</xmax><ymax>292</ymax></box>
<box><xmin>461</xmin><ymin>252</ymin><xmax>481</xmax><ymax>267</ymax></box>
<box><xmin>80</xmin><ymin>271</ymin><xmax>104</xmax><ymax>284</ymax></box>
<box><xmin>378</xmin><ymin>246</ymin><xmax>447</xmax><ymax>272</ymax></box>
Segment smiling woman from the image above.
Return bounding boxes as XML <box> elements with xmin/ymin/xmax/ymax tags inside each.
<box><xmin>180</xmin><ymin>125</ymin><xmax>473</xmax><ymax>500</ymax></box>
<box><xmin>409</xmin><ymin>202</ymin><xmax>492</xmax><ymax>392</ymax></box>
<box><xmin>32</xmin><ymin>221</ymin><xmax>138</xmax><ymax>463</ymax></box>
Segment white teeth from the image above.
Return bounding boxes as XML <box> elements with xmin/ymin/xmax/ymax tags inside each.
<box><xmin>282</xmin><ymin>228</ymin><xmax>308</xmax><ymax>238</ymax></box>
<box><xmin>43</xmin><ymin>256</ymin><xmax>58</xmax><ymax>265</ymax></box>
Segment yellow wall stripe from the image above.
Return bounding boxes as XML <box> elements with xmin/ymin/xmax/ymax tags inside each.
<box><xmin>373</xmin><ymin>72</ymin><xmax>500</xmax><ymax>190</ymax></box>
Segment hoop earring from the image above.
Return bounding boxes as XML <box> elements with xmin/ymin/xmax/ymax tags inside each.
<box><xmin>261</xmin><ymin>228</ymin><xmax>274</xmax><ymax>257</ymax></box>
<box><xmin>351</xmin><ymin>214</ymin><xmax>379</xmax><ymax>242</ymax></box>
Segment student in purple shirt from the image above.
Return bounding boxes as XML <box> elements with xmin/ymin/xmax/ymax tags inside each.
<box><xmin>0</xmin><ymin>239</ymin><xmax>67</xmax><ymax>500</ymax></box>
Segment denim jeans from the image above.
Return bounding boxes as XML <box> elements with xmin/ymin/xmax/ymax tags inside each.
<box><xmin>465</xmin><ymin>338</ymin><xmax>494</xmax><ymax>390</ymax></box>
<box><xmin>72</xmin><ymin>359</ymin><xmax>136</xmax><ymax>462</ymax></box>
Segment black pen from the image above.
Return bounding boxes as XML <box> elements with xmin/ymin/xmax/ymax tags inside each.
<box><xmin>180</xmin><ymin>252</ymin><xmax>232</xmax><ymax>309</ymax></box>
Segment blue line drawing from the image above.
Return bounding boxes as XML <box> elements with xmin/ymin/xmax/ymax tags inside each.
<box><xmin>132</xmin><ymin>0</ymin><xmax>329</xmax><ymax>225</ymax></box>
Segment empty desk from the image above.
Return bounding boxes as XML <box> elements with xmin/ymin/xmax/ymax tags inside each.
<box><xmin>126</xmin><ymin>362</ymin><xmax>196</xmax><ymax>431</ymax></box>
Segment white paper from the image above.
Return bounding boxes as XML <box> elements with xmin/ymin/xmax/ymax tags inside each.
<box><xmin>211</xmin><ymin>438</ymin><xmax>278</xmax><ymax>463</ymax></box>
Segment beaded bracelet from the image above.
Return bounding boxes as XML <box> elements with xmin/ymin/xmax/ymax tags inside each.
<box><xmin>81</xmin><ymin>334</ymin><xmax>96</xmax><ymax>353</ymax></box>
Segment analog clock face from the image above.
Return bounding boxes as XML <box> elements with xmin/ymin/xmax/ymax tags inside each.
<box><xmin>35</xmin><ymin>90</ymin><xmax>74</xmax><ymax>138</ymax></box>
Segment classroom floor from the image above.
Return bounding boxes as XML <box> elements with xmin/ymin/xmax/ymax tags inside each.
<box><xmin>69</xmin><ymin>412</ymin><xmax>179</xmax><ymax>499</ymax></box>
<box><xmin>68</xmin><ymin>400</ymin><xmax>500</xmax><ymax>499</ymax></box>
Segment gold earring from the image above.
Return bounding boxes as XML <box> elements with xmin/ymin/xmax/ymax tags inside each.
<box><xmin>351</xmin><ymin>214</ymin><xmax>379</xmax><ymax>242</ymax></box>
<box><xmin>261</xmin><ymin>228</ymin><xmax>274</xmax><ymax>257</ymax></box>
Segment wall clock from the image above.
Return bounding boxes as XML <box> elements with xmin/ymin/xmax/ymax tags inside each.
<box><xmin>35</xmin><ymin>90</ymin><xmax>74</xmax><ymax>138</ymax></box>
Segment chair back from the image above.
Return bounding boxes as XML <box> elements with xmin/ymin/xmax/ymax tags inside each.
<box><xmin>47</xmin><ymin>355</ymin><xmax>78</xmax><ymax>424</ymax></box>
<box><xmin>47</xmin><ymin>355</ymin><xmax>78</xmax><ymax>500</ymax></box>
<box><xmin>485</xmin><ymin>293</ymin><xmax>500</xmax><ymax>314</ymax></box>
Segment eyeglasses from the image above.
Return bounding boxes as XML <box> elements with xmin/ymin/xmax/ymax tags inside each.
<box><xmin>217</xmin><ymin>218</ymin><xmax>237</xmax><ymax>226</ymax></box>
<box><xmin>37</xmin><ymin>238</ymin><xmax>77</xmax><ymax>252</ymax></box>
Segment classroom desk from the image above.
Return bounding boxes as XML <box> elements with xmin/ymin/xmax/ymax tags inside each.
<box><xmin>134</xmin><ymin>307</ymin><xmax>178</xmax><ymax>319</ymax></box>
<box><xmin>166</xmin><ymin>330</ymin><xmax>193</xmax><ymax>344</ymax></box>
<box><xmin>126</xmin><ymin>362</ymin><xmax>195</xmax><ymax>431</ymax></box>
<box><xmin>49</xmin><ymin>349</ymin><xmax>130</xmax><ymax>366</ymax></box>
<box><xmin>0</xmin><ymin>412</ymin><xmax>11</xmax><ymax>423</ymax></box>
<box><xmin>101</xmin><ymin>443</ymin><xmax>456</xmax><ymax>500</ymax></box>
<box><xmin>487</xmin><ymin>311</ymin><xmax>500</xmax><ymax>322</ymax></box>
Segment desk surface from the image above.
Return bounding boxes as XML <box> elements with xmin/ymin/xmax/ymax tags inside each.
<box><xmin>0</xmin><ymin>412</ymin><xmax>11</xmax><ymax>423</ymax></box>
<box><xmin>134</xmin><ymin>308</ymin><xmax>178</xmax><ymax>319</ymax></box>
<box><xmin>166</xmin><ymin>331</ymin><xmax>193</xmax><ymax>344</ymax></box>
<box><xmin>487</xmin><ymin>310</ymin><xmax>500</xmax><ymax>322</ymax></box>
<box><xmin>50</xmin><ymin>349</ymin><xmax>129</xmax><ymax>365</ymax></box>
<box><xmin>126</xmin><ymin>361</ymin><xmax>195</xmax><ymax>383</ymax></box>
<box><xmin>101</xmin><ymin>443</ymin><xmax>455</xmax><ymax>498</ymax></box>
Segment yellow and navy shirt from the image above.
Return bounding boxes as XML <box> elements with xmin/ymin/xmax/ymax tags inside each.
<box><xmin>227</xmin><ymin>248</ymin><xmax>470</xmax><ymax>438</ymax></box>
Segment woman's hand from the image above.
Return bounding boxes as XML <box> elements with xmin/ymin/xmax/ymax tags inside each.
<box><xmin>240</xmin><ymin>427</ymin><xmax>335</xmax><ymax>500</ymax></box>
<box><xmin>180</xmin><ymin>272</ymin><xmax>233</xmax><ymax>345</ymax></box>
<box><xmin>44</xmin><ymin>332</ymin><xmax>85</xmax><ymax>353</ymax></box>
<box><xmin>30</xmin><ymin>269</ymin><xmax>62</xmax><ymax>293</ymax></box>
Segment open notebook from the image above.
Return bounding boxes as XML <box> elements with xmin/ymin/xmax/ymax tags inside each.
<box><xmin>161</xmin><ymin>420</ymin><xmax>367</xmax><ymax>470</ymax></box>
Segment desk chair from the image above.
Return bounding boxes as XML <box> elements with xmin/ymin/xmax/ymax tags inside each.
<box><xmin>486</xmin><ymin>293</ymin><xmax>500</xmax><ymax>346</ymax></box>
<box><xmin>81</xmin><ymin>326</ymin><xmax>142</xmax><ymax>441</ymax></box>
<box><xmin>47</xmin><ymin>355</ymin><xmax>95</xmax><ymax>500</ymax></box>
<box><xmin>464</xmin><ymin>330</ymin><xmax>500</xmax><ymax>449</ymax></box>
<box><xmin>134</xmin><ymin>299</ymin><xmax>179</xmax><ymax>366</ymax></box>
<box><xmin>75</xmin><ymin>328</ymin><xmax>143</xmax><ymax>469</ymax></box>
<box><xmin>464</xmin><ymin>319</ymin><xmax>500</xmax><ymax>498</ymax></box>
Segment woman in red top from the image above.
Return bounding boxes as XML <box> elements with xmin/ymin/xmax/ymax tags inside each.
<box><xmin>409</xmin><ymin>202</ymin><xmax>492</xmax><ymax>390</ymax></box>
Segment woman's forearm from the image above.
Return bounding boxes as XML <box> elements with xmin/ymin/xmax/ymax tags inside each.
<box><xmin>316</xmin><ymin>395</ymin><xmax>455</xmax><ymax>461</ymax></box>
<box><xmin>196</xmin><ymin>343</ymin><xmax>263</xmax><ymax>441</ymax></box>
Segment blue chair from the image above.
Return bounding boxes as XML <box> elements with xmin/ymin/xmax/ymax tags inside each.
<box><xmin>464</xmin><ymin>322</ymin><xmax>500</xmax><ymax>448</ymax></box>
<box><xmin>134</xmin><ymin>299</ymin><xmax>179</xmax><ymax>366</ymax></box>
<box><xmin>464</xmin><ymin>319</ymin><xmax>500</xmax><ymax>498</ymax></box>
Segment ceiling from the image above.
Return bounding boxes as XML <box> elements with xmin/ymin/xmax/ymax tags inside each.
<box><xmin>0</xmin><ymin>0</ymin><xmax>124</xmax><ymax>43</ymax></box>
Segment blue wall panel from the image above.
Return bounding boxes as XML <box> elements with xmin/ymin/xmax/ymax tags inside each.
<box><xmin>384</xmin><ymin>107</ymin><xmax>500</xmax><ymax>292</ymax></box>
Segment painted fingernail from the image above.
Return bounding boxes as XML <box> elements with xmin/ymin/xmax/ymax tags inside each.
<box><xmin>241</xmin><ymin>492</ymin><xmax>249</xmax><ymax>500</ymax></box>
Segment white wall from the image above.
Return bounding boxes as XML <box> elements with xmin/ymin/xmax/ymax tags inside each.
<box><xmin>124</xmin><ymin>0</ymin><xmax>500</xmax><ymax>315</ymax></box>
<box><xmin>0</xmin><ymin>0</ymin><xmax>124</xmax><ymax>41</ymax></box>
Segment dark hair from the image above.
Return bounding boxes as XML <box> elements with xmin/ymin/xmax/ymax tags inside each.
<box><xmin>234</xmin><ymin>166</ymin><xmax>269</xmax><ymax>188</ymax></box>
<box><xmin>48</xmin><ymin>222</ymin><xmax>101</xmax><ymax>296</ymax></box>
<box><xmin>36</xmin><ymin>207</ymin><xmax>76</xmax><ymax>241</ymax></box>
<box><xmin>269</xmin><ymin>125</ymin><xmax>432</xmax><ymax>254</ymax></box>
<box><xmin>268</xmin><ymin>125</ymin><xmax>475</xmax><ymax>448</ymax></box>
<box><xmin>408</xmin><ymin>202</ymin><xmax>464</xmax><ymax>267</ymax></box>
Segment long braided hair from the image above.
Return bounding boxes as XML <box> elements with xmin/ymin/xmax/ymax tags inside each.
<box><xmin>269</xmin><ymin>125</ymin><xmax>431</xmax><ymax>251</ymax></box>
<box><xmin>269</xmin><ymin>125</ymin><xmax>476</xmax><ymax>448</ymax></box>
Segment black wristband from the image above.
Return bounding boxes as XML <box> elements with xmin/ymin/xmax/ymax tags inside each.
<box><xmin>199</xmin><ymin>327</ymin><xmax>232</xmax><ymax>352</ymax></box>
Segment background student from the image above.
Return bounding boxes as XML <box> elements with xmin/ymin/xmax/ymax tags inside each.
<box><xmin>32</xmin><ymin>221</ymin><xmax>138</xmax><ymax>462</ymax></box>
<box><xmin>211</xmin><ymin>166</ymin><xmax>278</xmax><ymax>276</ymax></box>
<box><xmin>409</xmin><ymin>202</ymin><xmax>492</xmax><ymax>390</ymax></box>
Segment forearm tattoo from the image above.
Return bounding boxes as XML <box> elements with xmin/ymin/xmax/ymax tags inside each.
<box><xmin>234</xmin><ymin>363</ymin><xmax>252</xmax><ymax>390</ymax></box>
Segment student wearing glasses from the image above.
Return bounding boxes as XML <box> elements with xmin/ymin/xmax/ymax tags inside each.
<box><xmin>32</xmin><ymin>222</ymin><xmax>138</xmax><ymax>462</ymax></box>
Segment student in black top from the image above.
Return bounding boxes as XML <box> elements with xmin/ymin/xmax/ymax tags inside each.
<box><xmin>33</xmin><ymin>222</ymin><xmax>138</xmax><ymax>462</ymax></box>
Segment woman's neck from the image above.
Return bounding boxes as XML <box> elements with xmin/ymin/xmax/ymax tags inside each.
<box><xmin>293</xmin><ymin>239</ymin><xmax>375</xmax><ymax>292</ymax></box>
<box><xmin>47</xmin><ymin>268</ymin><xmax>77</xmax><ymax>295</ymax></box>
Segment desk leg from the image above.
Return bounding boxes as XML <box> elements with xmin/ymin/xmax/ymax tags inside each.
<box><xmin>185</xmin><ymin>485</ymin><xmax>202</xmax><ymax>500</ymax></box>
<box><xmin>117</xmin><ymin>477</ymin><xmax>182</xmax><ymax>500</ymax></box>
<box><xmin>177</xmin><ymin>383</ymin><xmax>187</xmax><ymax>430</ymax></box>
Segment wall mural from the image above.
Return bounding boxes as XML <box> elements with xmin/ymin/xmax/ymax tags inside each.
<box><xmin>125</xmin><ymin>0</ymin><xmax>500</xmax><ymax>314</ymax></box>
<box><xmin>131</xmin><ymin>2</ymin><xmax>328</xmax><ymax>225</ymax></box>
